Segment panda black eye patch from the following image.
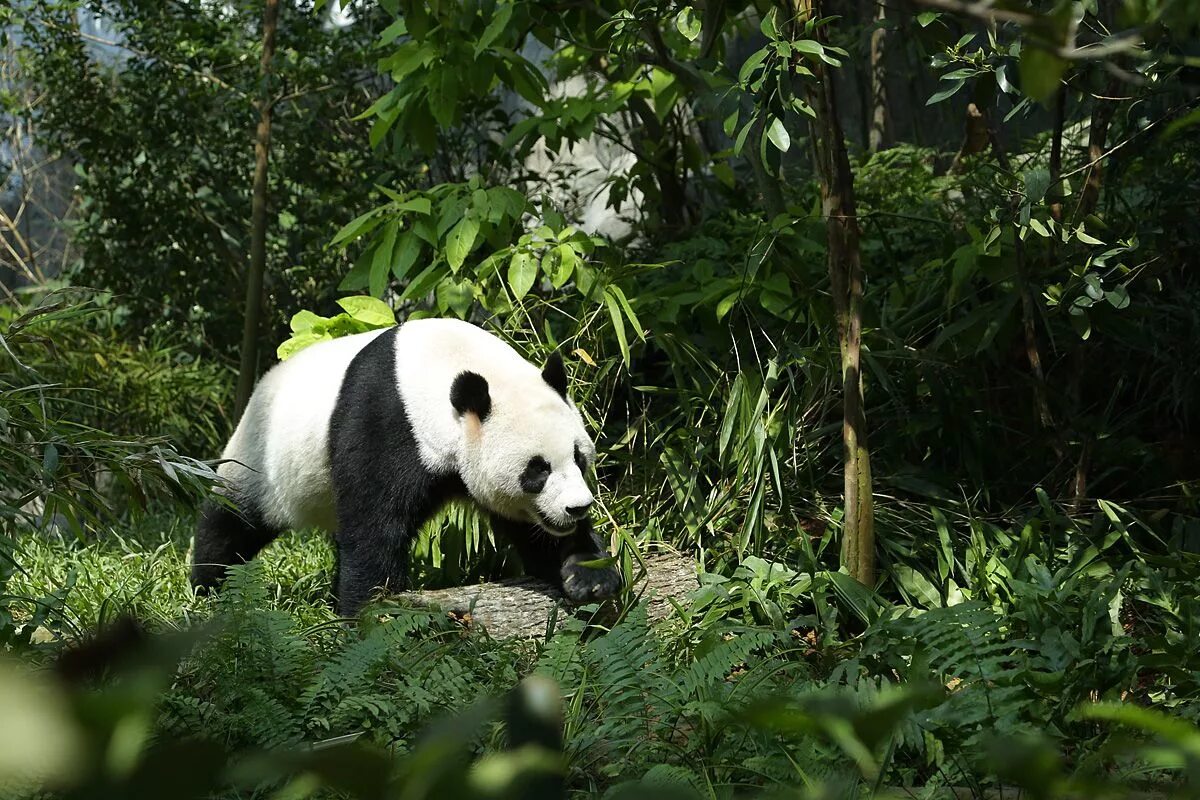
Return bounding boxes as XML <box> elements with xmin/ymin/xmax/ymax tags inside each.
<box><xmin>520</xmin><ymin>456</ymin><xmax>551</xmax><ymax>494</ymax></box>
<box><xmin>574</xmin><ymin>443</ymin><xmax>588</xmax><ymax>474</ymax></box>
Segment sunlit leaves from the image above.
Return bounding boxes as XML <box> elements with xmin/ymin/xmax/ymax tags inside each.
<box><xmin>277</xmin><ymin>297</ymin><xmax>395</xmax><ymax>360</ymax></box>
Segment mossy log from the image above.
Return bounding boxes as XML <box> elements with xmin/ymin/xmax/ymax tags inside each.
<box><xmin>394</xmin><ymin>551</ymin><xmax>697</xmax><ymax>639</ymax></box>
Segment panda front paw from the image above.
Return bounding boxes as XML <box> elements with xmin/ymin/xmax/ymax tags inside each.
<box><xmin>560</xmin><ymin>553</ymin><xmax>623</xmax><ymax>603</ymax></box>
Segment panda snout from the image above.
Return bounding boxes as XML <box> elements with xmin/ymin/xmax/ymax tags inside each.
<box><xmin>566</xmin><ymin>501</ymin><xmax>593</xmax><ymax>520</ymax></box>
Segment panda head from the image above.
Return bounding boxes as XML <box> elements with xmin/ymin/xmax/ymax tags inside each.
<box><xmin>450</xmin><ymin>352</ymin><xmax>596</xmax><ymax>536</ymax></box>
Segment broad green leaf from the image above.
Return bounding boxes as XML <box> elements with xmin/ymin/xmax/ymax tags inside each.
<box><xmin>289</xmin><ymin>309</ymin><xmax>325</xmax><ymax>333</ymax></box>
<box><xmin>916</xmin><ymin>11</ymin><xmax>939</xmax><ymax>26</ymax></box>
<box><xmin>723</xmin><ymin>109</ymin><xmax>739</xmax><ymax>138</ymax></box>
<box><xmin>474</xmin><ymin>2</ymin><xmax>512</xmax><ymax>57</ymax></box>
<box><xmin>550</xmin><ymin>244</ymin><xmax>576</xmax><ymax>288</ymax></box>
<box><xmin>278</xmin><ymin>331</ymin><xmax>330</xmax><ymax>361</ymax></box>
<box><xmin>398</xmin><ymin>263</ymin><xmax>444</xmax><ymax>302</ymax></box>
<box><xmin>737</xmin><ymin>48</ymin><xmax>769</xmax><ymax>85</ymax></box>
<box><xmin>791</xmin><ymin>39</ymin><xmax>825</xmax><ymax>57</ymax></box>
<box><xmin>369</xmin><ymin>220</ymin><xmax>399</xmax><ymax>297</ymax></box>
<box><xmin>675</xmin><ymin>7</ymin><xmax>701</xmax><ymax>41</ymax></box>
<box><xmin>1105</xmin><ymin>285</ymin><xmax>1130</xmax><ymax>309</ymax></box>
<box><xmin>393</xmin><ymin>196</ymin><xmax>432</xmax><ymax>215</ymax></box>
<box><xmin>926</xmin><ymin>79</ymin><xmax>965</xmax><ymax>105</ymax></box>
<box><xmin>446</xmin><ymin>215</ymin><xmax>480</xmax><ymax>272</ymax></box>
<box><xmin>716</xmin><ymin>290</ymin><xmax>741</xmax><ymax>321</ymax></box>
<box><xmin>940</xmin><ymin>68</ymin><xmax>978</xmax><ymax>81</ymax></box>
<box><xmin>1029</xmin><ymin>218</ymin><xmax>1051</xmax><ymax>238</ymax></box>
<box><xmin>1023</xmin><ymin>168</ymin><xmax>1051</xmax><ymax>203</ymax></box>
<box><xmin>330</xmin><ymin>208</ymin><xmax>384</xmax><ymax>246</ymax></box>
<box><xmin>1076</xmin><ymin>226</ymin><xmax>1105</xmax><ymax>245</ymax></box>
<box><xmin>507</xmin><ymin>250</ymin><xmax>537</xmax><ymax>300</ymax></box>
<box><xmin>379</xmin><ymin>17</ymin><xmax>407</xmax><ymax>45</ymax></box>
<box><xmin>392</xmin><ymin>232</ymin><xmax>422</xmax><ymax>281</ymax></box>
<box><xmin>759</xmin><ymin>8</ymin><xmax>778</xmax><ymax>40</ymax></box>
<box><xmin>733</xmin><ymin>120</ymin><xmax>753</xmax><ymax>155</ymax></box>
<box><xmin>1069</xmin><ymin>308</ymin><xmax>1092</xmax><ymax>339</ymax></box>
<box><xmin>766</xmin><ymin>116</ymin><xmax>790</xmax><ymax>153</ymax></box>
<box><xmin>337</xmin><ymin>295</ymin><xmax>395</xmax><ymax>326</ymax></box>
<box><xmin>1019</xmin><ymin>46</ymin><xmax>1067</xmax><ymax>104</ymax></box>
<box><xmin>436</xmin><ymin>279</ymin><xmax>475</xmax><ymax>317</ymax></box>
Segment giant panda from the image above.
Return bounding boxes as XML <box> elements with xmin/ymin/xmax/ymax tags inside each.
<box><xmin>190</xmin><ymin>318</ymin><xmax>622</xmax><ymax>615</ymax></box>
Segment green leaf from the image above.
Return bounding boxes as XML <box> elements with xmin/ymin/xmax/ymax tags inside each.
<box><xmin>550</xmin><ymin>244</ymin><xmax>576</xmax><ymax>288</ymax></box>
<box><xmin>369</xmin><ymin>220</ymin><xmax>399</xmax><ymax>297</ymax></box>
<box><xmin>716</xmin><ymin>290</ymin><xmax>741</xmax><ymax>321</ymax></box>
<box><xmin>1023</xmin><ymin>168</ymin><xmax>1051</xmax><ymax>203</ymax></box>
<box><xmin>722</xmin><ymin>109</ymin><xmax>739</xmax><ymax>138</ymax></box>
<box><xmin>436</xmin><ymin>279</ymin><xmax>475</xmax><ymax>317</ymax></box>
<box><xmin>766</xmin><ymin>116</ymin><xmax>790</xmax><ymax>153</ymax></box>
<box><xmin>608</xmin><ymin>284</ymin><xmax>644</xmax><ymax>340</ymax></box>
<box><xmin>759</xmin><ymin>8</ymin><xmax>778</xmax><ymax>40</ymax></box>
<box><xmin>790</xmin><ymin>39</ymin><xmax>824</xmax><ymax>57</ymax></box>
<box><xmin>604</xmin><ymin>288</ymin><xmax>631</xmax><ymax>365</ymax></box>
<box><xmin>926</xmin><ymin>79</ymin><xmax>965</xmax><ymax>105</ymax></box>
<box><xmin>737</xmin><ymin>48</ymin><xmax>769</xmax><ymax>85</ymax></box>
<box><xmin>1075</xmin><ymin>226</ymin><xmax>1105</xmax><ymax>245</ymax></box>
<box><xmin>1029</xmin><ymin>218</ymin><xmax>1051</xmax><ymax>238</ymax></box>
<box><xmin>474</xmin><ymin>2</ymin><xmax>512</xmax><ymax>57</ymax></box>
<box><xmin>336</xmin><ymin>295</ymin><xmax>395</xmax><ymax>327</ymax></box>
<box><xmin>392</xmin><ymin>232</ymin><xmax>422</xmax><ymax>281</ymax></box>
<box><xmin>446</xmin><ymin>215</ymin><xmax>480</xmax><ymax>272</ymax></box>
<box><xmin>278</xmin><ymin>331</ymin><xmax>330</xmax><ymax>361</ymax></box>
<box><xmin>1019</xmin><ymin>46</ymin><xmax>1067</xmax><ymax>104</ymax></box>
<box><xmin>507</xmin><ymin>250</ymin><xmax>537</xmax><ymax>300</ymax></box>
<box><xmin>289</xmin><ymin>309</ymin><xmax>325</xmax><ymax>333</ymax></box>
<box><xmin>916</xmin><ymin>11</ymin><xmax>940</xmax><ymax>26</ymax></box>
<box><xmin>1069</xmin><ymin>309</ymin><xmax>1091</xmax><ymax>339</ymax></box>
<box><xmin>733</xmin><ymin>120</ymin><xmax>753</xmax><ymax>155</ymax></box>
<box><xmin>393</xmin><ymin>196</ymin><xmax>432</xmax><ymax>215</ymax></box>
<box><xmin>675</xmin><ymin>7</ymin><xmax>701</xmax><ymax>42</ymax></box>
<box><xmin>1105</xmin><ymin>285</ymin><xmax>1130</xmax><ymax>309</ymax></box>
<box><xmin>573</xmin><ymin>556</ymin><xmax>617</xmax><ymax>569</ymax></box>
<box><xmin>330</xmin><ymin>208</ymin><xmax>384</xmax><ymax>247</ymax></box>
<box><xmin>398</xmin><ymin>263</ymin><xmax>444</xmax><ymax>302</ymax></box>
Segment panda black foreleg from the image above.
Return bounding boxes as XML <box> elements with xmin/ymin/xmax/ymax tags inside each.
<box><xmin>332</xmin><ymin>505</ymin><xmax>418</xmax><ymax>617</ymax></box>
<box><xmin>191</xmin><ymin>498</ymin><xmax>280</xmax><ymax>593</ymax></box>
<box><xmin>490</xmin><ymin>515</ymin><xmax>623</xmax><ymax>603</ymax></box>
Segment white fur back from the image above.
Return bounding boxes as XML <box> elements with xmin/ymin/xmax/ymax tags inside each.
<box><xmin>218</xmin><ymin>319</ymin><xmax>578</xmax><ymax>532</ymax></box>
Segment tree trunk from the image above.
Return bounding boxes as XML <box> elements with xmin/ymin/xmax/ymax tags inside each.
<box><xmin>234</xmin><ymin>0</ymin><xmax>280</xmax><ymax>422</ymax></box>
<box><xmin>394</xmin><ymin>551</ymin><xmax>697</xmax><ymax>639</ymax></box>
<box><xmin>790</xmin><ymin>0</ymin><xmax>875</xmax><ymax>586</ymax></box>
<box><xmin>868</xmin><ymin>0</ymin><xmax>890</xmax><ymax>153</ymax></box>
<box><xmin>1074</xmin><ymin>80</ymin><xmax>1120</xmax><ymax>222</ymax></box>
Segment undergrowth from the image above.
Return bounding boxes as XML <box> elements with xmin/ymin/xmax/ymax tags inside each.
<box><xmin>4</xmin><ymin>502</ymin><xmax>1200</xmax><ymax>799</ymax></box>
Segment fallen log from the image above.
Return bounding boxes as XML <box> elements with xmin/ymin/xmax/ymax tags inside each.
<box><xmin>394</xmin><ymin>550</ymin><xmax>697</xmax><ymax>639</ymax></box>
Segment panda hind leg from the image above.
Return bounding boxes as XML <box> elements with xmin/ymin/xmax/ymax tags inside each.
<box><xmin>190</xmin><ymin>498</ymin><xmax>281</xmax><ymax>594</ymax></box>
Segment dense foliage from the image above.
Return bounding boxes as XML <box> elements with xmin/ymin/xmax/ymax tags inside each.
<box><xmin>3</xmin><ymin>0</ymin><xmax>1200</xmax><ymax>797</ymax></box>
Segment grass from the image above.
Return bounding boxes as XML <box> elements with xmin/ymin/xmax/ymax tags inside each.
<box><xmin>7</xmin><ymin>515</ymin><xmax>341</xmax><ymax>638</ymax></box>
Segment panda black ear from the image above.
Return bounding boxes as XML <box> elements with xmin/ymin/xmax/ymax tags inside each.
<box><xmin>542</xmin><ymin>351</ymin><xmax>568</xmax><ymax>399</ymax></box>
<box><xmin>450</xmin><ymin>371</ymin><xmax>491</xmax><ymax>422</ymax></box>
